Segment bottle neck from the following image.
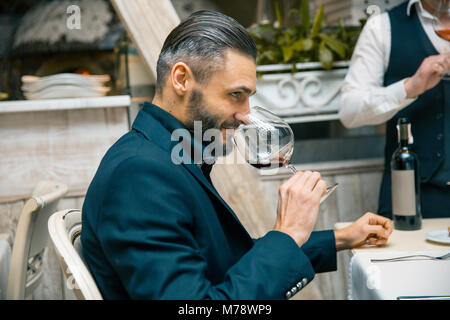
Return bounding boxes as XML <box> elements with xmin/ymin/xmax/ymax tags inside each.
<box><xmin>400</xmin><ymin>139</ymin><xmax>409</xmax><ymax>147</ymax></box>
<box><xmin>398</xmin><ymin>124</ymin><xmax>411</xmax><ymax>147</ymax></box>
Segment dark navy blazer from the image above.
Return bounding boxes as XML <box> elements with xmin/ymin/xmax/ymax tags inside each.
<box><xmin>81</xmin><ymin>102</ymin><xmax>337</xmax><ymax>299</ymax></box>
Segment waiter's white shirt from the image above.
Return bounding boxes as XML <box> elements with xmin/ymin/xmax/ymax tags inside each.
<box><xmin>339</xmin><ymin>0</ymin><xmax>449</xmax><ymax>128</ymax></box>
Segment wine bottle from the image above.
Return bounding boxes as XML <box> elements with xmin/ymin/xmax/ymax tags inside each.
<box><xmin>391</xmin><ymin>118</ymin><xmax>422</xmax><ymax>230</ymax></box>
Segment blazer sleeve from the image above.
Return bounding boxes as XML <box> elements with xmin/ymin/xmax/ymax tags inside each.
<box><xmin>97</xmin><ymin>156</ymin><xmax>316</xmax><ymax>300</ymax></box>
<box><xmin>301</xmin><ymin>230</ymin><xmax>337</xmax><ymax>273</ymax></box>
<box><xmin>253</xmin><ymin>231</ymin><xmax>337</xmax><ymax>274</ymax></box>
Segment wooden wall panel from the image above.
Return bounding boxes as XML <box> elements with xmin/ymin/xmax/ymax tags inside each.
<box><xmin>111</xmin><ymin>0</ymin><xmax>180</xmax><ymax>79</ymax></box>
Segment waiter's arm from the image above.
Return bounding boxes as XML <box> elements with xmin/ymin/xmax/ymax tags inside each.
<box><xmin>403</xmin><ymin>53</ymin><xmax>450</xmax><ymax>98</ymax></box>
<box><xmin>339</xmin><ymin>13</ymin><xmax>416</xmax><ymax>128</ymax></box>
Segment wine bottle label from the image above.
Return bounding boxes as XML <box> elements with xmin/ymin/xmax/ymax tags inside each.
<box><xmin>391</xmin><ymin>169</ymin><xmax>416</xmax><ymax>216</ymax></box>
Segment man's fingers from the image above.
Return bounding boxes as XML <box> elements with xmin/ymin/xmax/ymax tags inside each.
<box><xmin>279</xmin><ymin>171</ymin><xmax>303</xmax><ymax>195</ymax></box>
<box><xmin>296</xmin><ymin>170</ymin><xmax>313</xmax><ymax>188</ymax></box>
<box><xmin>281</xmin><ymin>171</ymin><xmax>325</xmax><ymax>204</ymax></box>
<box><xmin>434</xmin><ymin>62</ymin><xmax>447</xmax><ymax>75</ymax></box>
<box><xmin>375</xmin><ymin>238</ymin><xmax>388</xmax><ymax>245</ymax></box>
<box><xmin>282</xmin><ymin>171</ymin><xmax>307</xmax><ymax>192</ymax></box>
<box><xmin>313</xmin><ymin>179</ymin><xmax>327</xmax><ymax>198</ymax></box>
<box><xmin>304</xmin><ymin>171</ymin><xmax>322</xmax><ymax>191</ymax></box>
<box><xmin>288</xmin><ymin>171</ymin><xmax>314</xmax><ymax>194</ymax></box>
<box><xmin>367</xmin><ymin>237</ymin><xmax>388</xmax><ymax>245</ymax></box>
<box><xmin>365</xmin><ymin>224</ymin><xmax>390</xmax><ymax>240</ymax></box>
<box><xmin>366</xmin><ymin>212</ymin><xmax>393</xmax><ymax>237</ymax></box>
<box><xmin>279</xmin><ymin>171</ymin><xmax>311</xmax><ymax>201</ymax></box>
<box><xmin>440</xmin><ymin>53</ymin><xmax>450</xmax><ymax>68</ymax></box>
<box><xmin>383</xmin><ymin>219</ymin><xmax>393</xmax><ymax>236</ymax></box>
<box><xmin>431</xmin><ymin>54</ymin><xmax>450</xmax><ymax>75</ymax></box>
<box><xmin>445</xmin><ymin>56</ymin><xmax>450</xmax><ymax>71</ymax></box>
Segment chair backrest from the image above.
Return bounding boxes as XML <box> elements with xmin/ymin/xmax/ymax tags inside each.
<box><xmin>7</xmin><ymin>181</ymin><xmax>68</xmax><ymax>300</ymax></box>
<box><xmin>48</xmin><ymin>209</ymin><xmax>102</xmax><ymax>300</ymax></box>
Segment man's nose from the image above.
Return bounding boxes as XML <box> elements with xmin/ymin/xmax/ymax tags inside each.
<box><xmin>234</xmin><ymin>112</ymin><xmax>250</xmax><ymax>125</ymax></box>
<box><xmin>234</xmin><ymin>100</ymin><xmax>251</xmax><ymax>124</ymax></box>
<box><xmin>243</xmin><ymin>99</ymin><xmax>251</xmax><ymax>115</ymax></box>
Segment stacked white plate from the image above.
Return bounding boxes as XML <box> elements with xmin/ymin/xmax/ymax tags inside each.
<box><xmin>21</xmin><ymin>73</ymin><xmax>111</xmax><ymax>100</ymax></box>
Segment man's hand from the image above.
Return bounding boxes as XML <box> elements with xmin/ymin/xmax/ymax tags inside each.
<box><xmin>334</xmin><ymin>212</ymin><xmax>393</xmax><ymax>250</ymax></box>
<box><xmin>404</xmin><ymin>53</ymin><xmax>450</xmax><ymax>99</ymax></box>
<box><xmin>274</xmin><ymin>171</ymin><xmax>327</xmax><ymax>247</ymax></box>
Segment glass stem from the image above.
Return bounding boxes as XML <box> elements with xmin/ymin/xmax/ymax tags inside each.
<box><xmin>285</xmin><ymin>163</ymin><xmax>339</xmax><ymax>204</ymax></box>
<box><xmin>286</xmin><ymin>164</ymin><xmax>297</xmax><ymax>174</ymax></box>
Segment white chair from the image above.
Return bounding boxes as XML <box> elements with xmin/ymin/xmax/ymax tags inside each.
<box><xmin>48</xmin><ymin>209</ymin><xmax>102</xmax><ymax>300</ymax></box>
<box><xmin>7</xmin><ymin>181</ymin><xmax>68</xmax><ymax>300</ymax></box>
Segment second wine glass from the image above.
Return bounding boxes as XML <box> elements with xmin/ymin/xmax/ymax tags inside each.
<box><xmin>433</xmin><ymin>0</ymin><xmax>450</xmax><ymax>79</ymax></box>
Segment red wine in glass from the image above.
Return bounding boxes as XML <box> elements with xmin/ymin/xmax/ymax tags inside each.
<box><xmin>249</xmin><ymin>155</ymin><xmax>287</xmax><ymax>169</ymax></box>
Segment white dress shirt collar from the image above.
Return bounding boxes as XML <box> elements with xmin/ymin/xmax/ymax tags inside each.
<box><xmin>407</xmin><ymin>0</ymin><xmax>435</xmax><ymax>20</ymax></box>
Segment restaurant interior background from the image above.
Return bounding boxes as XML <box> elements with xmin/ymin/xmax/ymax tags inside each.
<box><xmin>0</xmin><ymin>0</ymin><xmax>409</xmax><ymax>300</ymax></box>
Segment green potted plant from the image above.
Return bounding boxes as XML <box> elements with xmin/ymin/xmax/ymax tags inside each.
<box><xmin>248</xmin><ymin>0</ymin><xmax>363</xmax><ymax>119</ymax></box>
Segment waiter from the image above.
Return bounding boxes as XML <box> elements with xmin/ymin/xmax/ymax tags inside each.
<box><xmin>339</xmin><ymin>0</ymin><xmax>450</xmax><ymax>218</ymax></box>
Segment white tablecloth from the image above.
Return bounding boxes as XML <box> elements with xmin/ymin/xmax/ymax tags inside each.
<box><xmin>336</xmin><ymin>218</ymin><xmax>450</xmax><ymax>299</ymax></box>
<box><xmin>0</xmin><ymin>239</ymin><xmax>11</xmax><ymax>300</ymax></box>
<box><xmin>349</xmin><ymin>250</ymin><xmax>450</xmax><ymax>300</ymax></box>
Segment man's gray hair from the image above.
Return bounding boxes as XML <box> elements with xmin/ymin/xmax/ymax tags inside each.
<box><xmin>155</xmin><ymin>10</ymin><xmax>257</xmax><ymax>94</ymax></box>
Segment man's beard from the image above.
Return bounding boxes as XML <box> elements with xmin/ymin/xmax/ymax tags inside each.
<box><xmin>185</xmin><ymin>89</ymin><xmax>240</xmax><ymax>158</ymax></box>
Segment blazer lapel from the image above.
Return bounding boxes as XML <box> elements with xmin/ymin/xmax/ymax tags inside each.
<box><xmin>181</xmin><ymin>162</ymin><xmax>249</xmax><ymax>232</ymax></box>
<box><xmin>133</xmin><ymin>103</ymin><xmax>251</xmax><ymax>238</ymax></box>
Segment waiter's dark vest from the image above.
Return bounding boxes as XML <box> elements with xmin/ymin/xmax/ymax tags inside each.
<box><xmin>378</xmin><ymin>2</ymin><xmax>450</xmax><ymax>218</ymax></box>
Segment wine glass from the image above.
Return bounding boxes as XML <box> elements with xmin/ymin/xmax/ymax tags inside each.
<box><xmin>233</xmin><ymin>106</ymin><xmax>338</xmax><ymax>204</ymax></box>
<box><xmin>433</xmin><ymin>0</ymin><xmax>450</xmax><ymax>80</ymax></box>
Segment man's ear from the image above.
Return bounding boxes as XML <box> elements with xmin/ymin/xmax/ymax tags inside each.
<box><xmin>170</xmin><ymin>62</ymin><xmax>194</xmax><ymax>97</ymax></box>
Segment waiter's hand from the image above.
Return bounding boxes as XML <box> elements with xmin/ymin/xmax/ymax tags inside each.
<box><xmin>274</xmin><ymin>171</ymin><xmax>327</xmax><ymax>247</ymax></box>
<box><xmin>334</xmin><ymin>212</ymin><xmax>393</xmax><ymax>250</ymax></box>
<box><xmin>404</xmin><ymin>53</ymin><xmax>450</xmax><ymax>99</ymax></box>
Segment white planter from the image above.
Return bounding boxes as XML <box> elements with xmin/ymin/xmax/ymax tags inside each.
<box><xmin>250</xmin><ymin>61</ymin><xmax>349</xmax><ymax>120</ymax></box>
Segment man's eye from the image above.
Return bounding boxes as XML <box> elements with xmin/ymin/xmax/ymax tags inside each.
<box><xmin>231</xmin><ymin>92</ymin><xmax>242</xmax><ymax>99</ymax></box>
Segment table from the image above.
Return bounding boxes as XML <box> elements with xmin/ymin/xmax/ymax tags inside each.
<box><xmin>335</xmin><ymin>218</ymin><xmax>450</xmax><ymax>300</ymax></box>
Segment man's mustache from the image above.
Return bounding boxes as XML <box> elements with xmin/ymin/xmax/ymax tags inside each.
<box><xmin>220</xmin><ymin>119</ymin><xmax>241</xmax><ymax>130</ymax></box>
